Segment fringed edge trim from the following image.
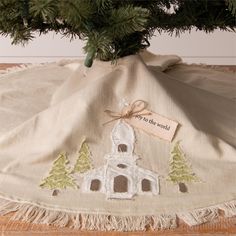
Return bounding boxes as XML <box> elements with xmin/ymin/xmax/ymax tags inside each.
<box><xmin>180</xmin><ymin>62</ymin><xmax>236</xmax><ymax>74</ymax></box>
<box><xmin>0</xmin><ymin>198</ymin><xmax>236</xmax><ymax>231</ymax></box>
<box><xmin>0</xmin><ymin>62</ymin><xmax>83</xmax><ymax>79</ymax></box>
<box><xmin>0</xmin><ymin>58</ymin><xmax>83</xmax><ymax>77</ymax></box>
<box><xmin>0</xmin><ymin>63</ymin><xmax>46</xmax><ymax>76</ymax></box>
<box><xmin>0</xmin><ymin>198</ymin><xmax>176</xmax><ymax>231</ymax></box>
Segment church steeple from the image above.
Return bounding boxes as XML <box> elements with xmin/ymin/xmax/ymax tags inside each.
<box><xmin>111</xmin><ymin>120</ymin><xmax>135</xmax><ymax>155</ymax></box>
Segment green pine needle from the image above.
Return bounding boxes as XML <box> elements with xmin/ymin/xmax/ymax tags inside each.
<box><xmin>226</xmin><ymin>0</ymin><xmax>236</xmax><ymax>16</ymax></box>
<box><xmin>0</xmin><ymin>0</ymin><xmax>235</xmax><ymax>67</ymax></box>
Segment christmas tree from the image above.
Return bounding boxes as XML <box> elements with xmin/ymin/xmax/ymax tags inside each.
<box><xmin>40</xmin><ymin>153</ymin><xmax>77</xmax><ymax>195</ymax></box>
<box><xmin>0</xmin><ymin>0</ymin><xmax>235</xmax><ymax>67</ymax></box>
<box><xmin>73</xmin><ymin>139</ymin><xmax>93</xmax><ymax>174</ymax></box>
<box><xmin>167</xmin><ymin>141</ymin><xmax>199</xmax><ymax>193</ymax></box>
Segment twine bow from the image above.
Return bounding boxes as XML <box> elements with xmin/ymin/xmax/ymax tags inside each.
<box><xmin>103</xmin><ymin>100</ymin><xmax>152</xmax><ymax>125</ymax></box>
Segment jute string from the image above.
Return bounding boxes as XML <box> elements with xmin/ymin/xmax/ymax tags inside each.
<box><xmin>103</xmin><ymin>100</ymin><xmax>152</xmax><ymax>125</ymax></box>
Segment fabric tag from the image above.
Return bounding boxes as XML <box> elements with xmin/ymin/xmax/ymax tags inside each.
<box><xmin>125</xmin><ymin>109</ymin><xmax>179</xmax><ymax>142</ymax></box>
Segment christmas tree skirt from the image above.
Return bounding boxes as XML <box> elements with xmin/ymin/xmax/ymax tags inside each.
<box><xmin>0</xmin><ymin>51</ymin><xmax>235</xmax><ymax>231</ymax></box>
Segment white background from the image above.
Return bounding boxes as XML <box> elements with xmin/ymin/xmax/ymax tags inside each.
<box><xmin>0</xmin><ymin>29</ymin><xmax>235</xmax><ymax>65</ymax></box>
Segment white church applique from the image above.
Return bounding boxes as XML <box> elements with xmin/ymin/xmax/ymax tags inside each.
<box><xmin>82</xmin><ymin>121</ymin><xmax>159</xmax><ymax>199</ymax></box>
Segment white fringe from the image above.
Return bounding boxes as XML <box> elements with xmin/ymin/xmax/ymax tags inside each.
<box><xmin>0</xmin><ymin>197</ymin><xmax>236</xmax><ymax>231</ymax></box>
<box><xmin>181</xmin><ymin>63</ymin><xmax>236</xmax><ymax>74</ymax></box>
<box><xmin>178</xmin><ymin>208</ymin><xmax>219</xmax><ymax>226</ymax></box>
<box><xmin>0</xmin><ymin>60</ymin><xmax>82</xmax><ymax>77</ymax></box>
<box><xmin>218</xmin><ymin>200</ymin><xmax>236</xmax><ymax>217</ymax></box>
<box><xmin>0</xmin><ymin>63</ymin><xmax>45</xmax><ymax>76</ymax></box>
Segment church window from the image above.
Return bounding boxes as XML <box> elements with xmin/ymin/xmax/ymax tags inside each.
<box><xmin>118</xmin><ymin>144</ymin><xmax>127</xmax><ymax>152</ymax></box>
<box><xmin>117</xmin><ymin>164</ymin><xmax>127</xmax><ymax>169</ymax></box>
<box><xmin>90</xmin><ymin>179</ymin><xmax>101</xmax><ymax>191</ymax></box>
<box><xmin>142</xmin><ymin>179</ymin><xmax>151</xmax><ymax>192</ymax></box>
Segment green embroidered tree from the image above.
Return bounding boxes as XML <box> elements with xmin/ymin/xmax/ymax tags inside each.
<box><xmin>40</xmin><ymin>153</ymin><xmax>77</xmax><ymax>195</ymax></box>
<box><xmin>73</xmin><ymin>140</ymin><xmax>93</xmax><ymax>174</ymax></box>
<box><xmin>167</xmin><ymin>141</ymin><xmax>199</xmax><ymax>193</ymax></box>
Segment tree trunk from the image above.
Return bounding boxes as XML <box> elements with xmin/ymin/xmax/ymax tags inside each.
<box><xmin>178</xmin><ymin>182</ymin><xmax>188</xmax><ymax>193</ymax></box>
<box><xmin>52</xmin><ymin>189</ymin><xmax>59</xmax><ymax>196</ymax></box>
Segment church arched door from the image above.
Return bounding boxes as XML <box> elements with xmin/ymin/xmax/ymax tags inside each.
<box><xmin>113</xmin><ymin>175</ymin><xmax>128</xmax><ymax>193</ymax></box>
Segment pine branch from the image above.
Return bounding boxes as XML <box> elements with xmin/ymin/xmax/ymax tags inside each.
<box><xmin>84</xmin><ymin>32</ymin><xmax>113</xmax><ymax>66</ymax></box>
<box><xmin>29</xmin><ymin>0</ymin><xmax>58</xmax><ymax>22</ymax></box>
<box><xmin>95</xmin><ymin>0</ymin><xmax>113</xmax><ymax>13</ymax></box>
<box><xmin>59</xmin><ymin>0</ymin><xmax>95</xmax><ymax>29</ymax></box>
<box><xmin>0</xmin><ymin>0</ymin><xmax>235</xmax><ymax>66</ymax></box>
<box><xmin>226</xmin><ymin>0</ymin><xmax>236</xmax><ymax>16</ymax></box>
<box><xmin>106</xmin><ymin>5</ymin><xmax>149</xmax><ymax>39</ymax></box>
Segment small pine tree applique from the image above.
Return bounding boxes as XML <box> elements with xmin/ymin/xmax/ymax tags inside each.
<box><xmin>40</xmin><ymin>153</ymin><xmax>77</xmax><ymax>195</ymax></box>
<box><xmin>73</xmin><ymin>139</ymin><xmax>93</xmax><ymax>174</ymax></box>
<box><xmin>167</xmin><ymin>141</ymin><xmax>200</xmax><ymax>193</ymax></box>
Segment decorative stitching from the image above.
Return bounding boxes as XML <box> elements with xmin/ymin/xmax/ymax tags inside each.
<box><xmin>40</xmin><ymin>153</ymin><xmax>77</xmax><ymax>195</ymax></box>
<box><xmin>73</xmin><ymin>138</ymin><xmax>93</xmax><ymax>174</ymax></box>
<box><xmin>82</xmin><ymin>120</ymin><xmax>159</xmax><ymax>199</ymax></box>
<box><xmin>167</xmin><ymin>141</ymin><xmax>200</xmax><ymax>193</ymax></box>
